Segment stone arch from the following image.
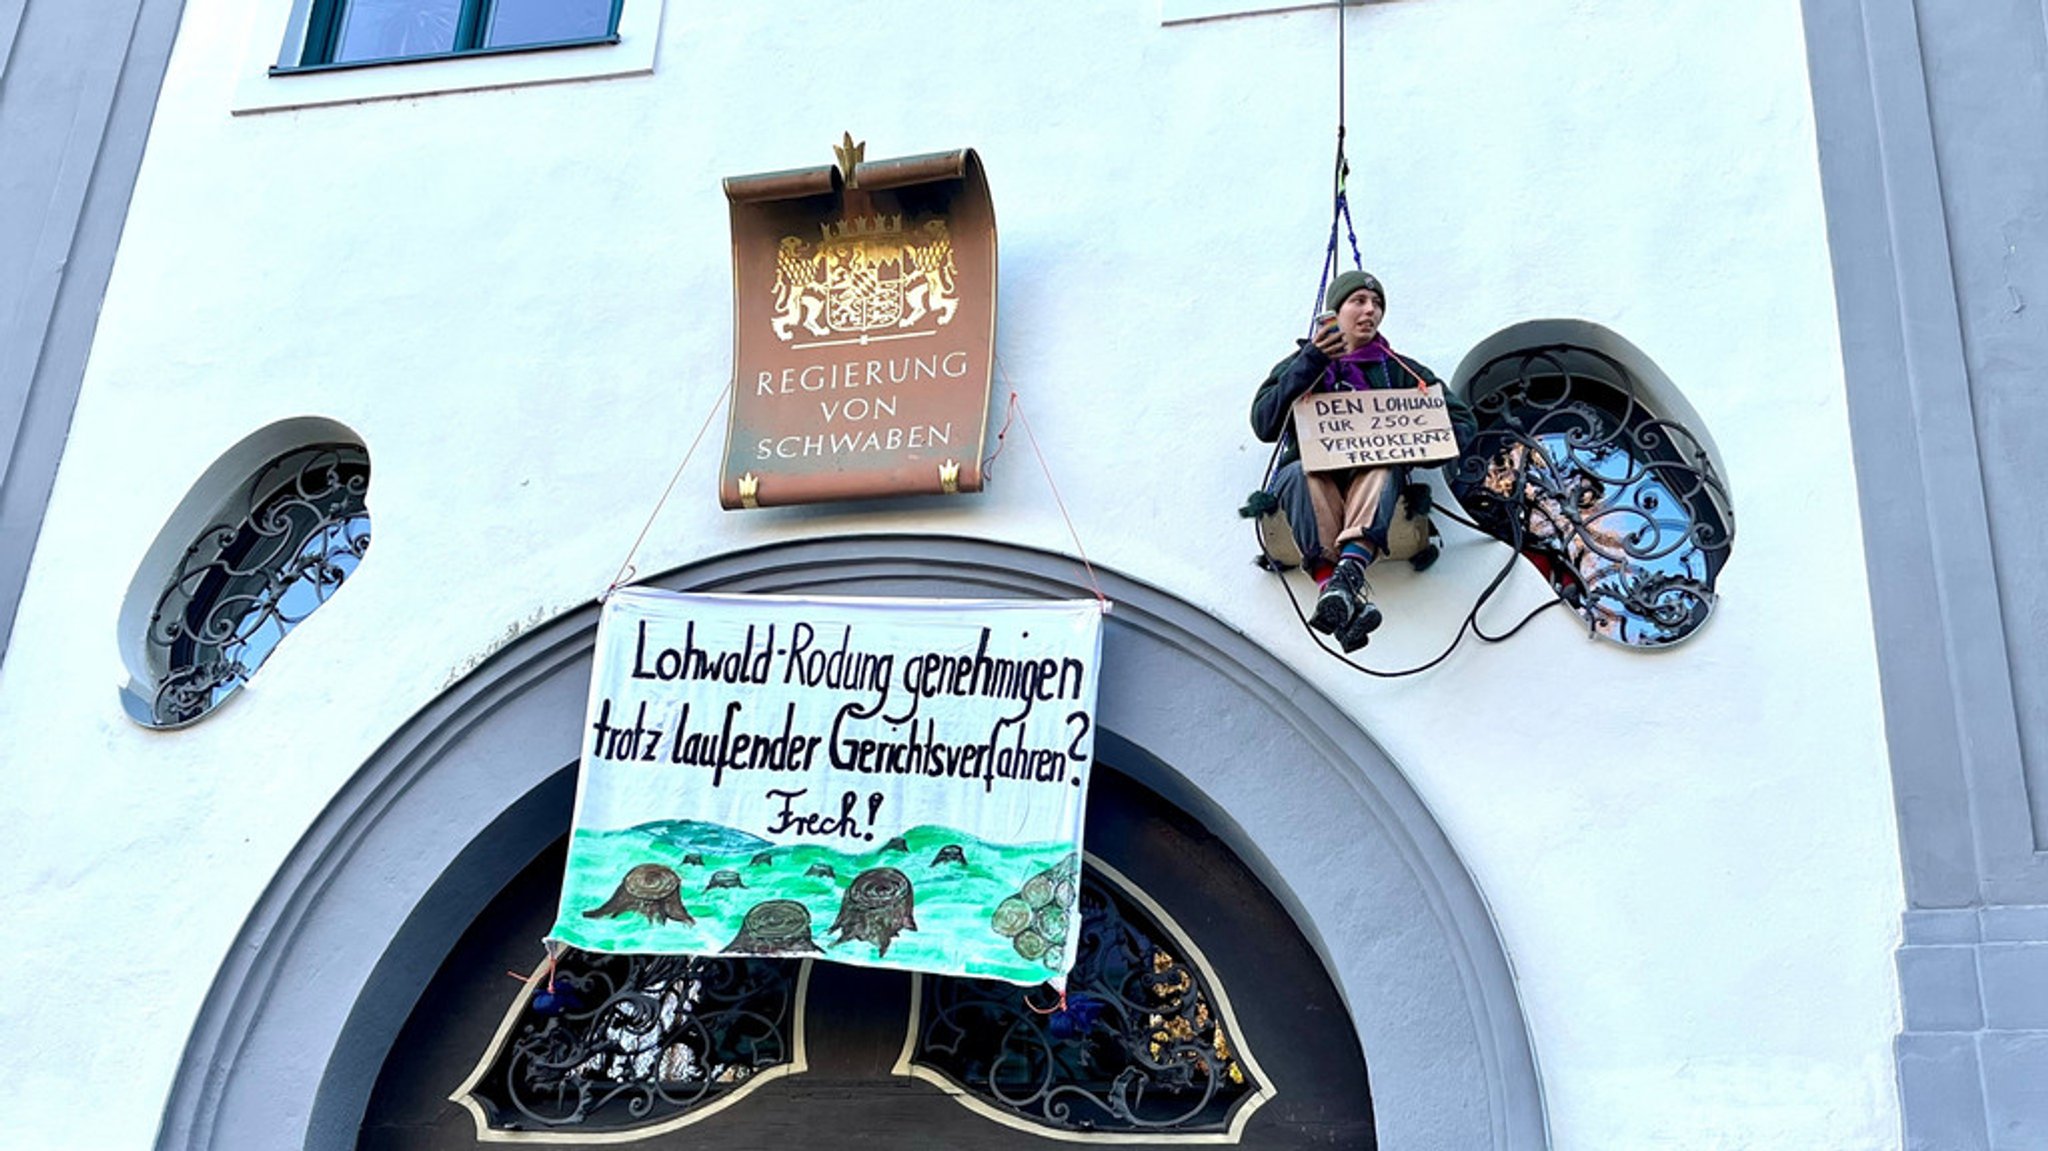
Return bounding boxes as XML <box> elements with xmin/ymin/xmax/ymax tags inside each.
<box><xmin>154</xmin><ymin>535</ymin><xmax>1548</xmax><ymax>1151</ymax></box>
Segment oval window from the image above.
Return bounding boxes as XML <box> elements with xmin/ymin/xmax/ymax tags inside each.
<box><xmin>1451</xmin><ymin>333</ymin><xmax>1733</xmax><ymax>647</ymax></box>
<box><xmin>125</xmin><ymin>438</ymin><xmax>371</xmax><ymax>726</ymax></box>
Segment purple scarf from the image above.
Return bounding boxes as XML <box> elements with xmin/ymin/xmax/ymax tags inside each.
<box><xmin>1326</xmin><ymin>335</ymin><xmax>1391</xmax><ymax>391</ymax></box>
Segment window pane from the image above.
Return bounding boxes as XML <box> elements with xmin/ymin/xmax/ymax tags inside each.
<box><xmin>485</xmin><ymin>0</ymin><xmax>614</xmax><ymax>49</ymax></box>
<box><xmin>333</xmin><ymin>0</ymin><xmax>462</xmax><ymax>64</ymax></box>
<box><xmin>463</xmin><ymin>952</ymin><xmax>800</xmax><ymax>1133</ymax></box>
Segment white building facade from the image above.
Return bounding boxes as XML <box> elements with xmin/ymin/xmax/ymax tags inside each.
<box><xmin>0</xmin><ymin>1</ymin><xmax>2038</xmax><ymax>1148</ymax></box>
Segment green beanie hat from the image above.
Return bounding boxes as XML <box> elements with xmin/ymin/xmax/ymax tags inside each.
<box><xmin>1325</xmin><ymin>270</ymin><xmax>1385</xmax><ymax>313</ymax></box>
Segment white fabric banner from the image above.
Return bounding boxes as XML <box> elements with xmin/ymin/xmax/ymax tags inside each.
<box><xmin>549</xmin><ymin>588</ymin><xmax>1104</xmax><ymax>987</ymax></box>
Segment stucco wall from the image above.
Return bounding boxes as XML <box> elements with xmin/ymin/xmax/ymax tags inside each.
<box><xmin>0</xmin><ymin>1</ymin><xmax>1902</xmax><ymax>1147</ymax></box>
<box><xmin>1805</xmin><ymin>0</ymin><xmax>2048</xmax><ymax>1145</ymax></box>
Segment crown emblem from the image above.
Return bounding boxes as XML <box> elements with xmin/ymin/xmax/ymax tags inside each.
<box><xmin>821</xmin><ymin>214</ymin><xmax>904</xmax><ymax>243</ymax></box>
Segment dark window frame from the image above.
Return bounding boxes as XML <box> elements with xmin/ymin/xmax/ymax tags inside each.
<box><xmin>275</xmin><ymin>0</ymin><xmax>624</xmax><ymax>74</ymax></box>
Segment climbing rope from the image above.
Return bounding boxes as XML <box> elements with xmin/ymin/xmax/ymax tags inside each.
<box><xmin>1254</xmin><ymin>1</ymin><xmax>1564</xmax><ymax>675</ymax></box>
<box><xmin>1311</xmin><ymin>3</ymin><xmax>1366</xmax><ymax>330</ymax></box>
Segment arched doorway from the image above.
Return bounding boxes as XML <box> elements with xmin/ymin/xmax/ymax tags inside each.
<box><xmin>361</xmin><ymin>767</ymin><xmax>1375</xmax><ymax>1148</ymax></box>
<box><xmin>157</xmin><ymin>537</ymin><xmax>1547</xmax><ymax>1151</ymax></box>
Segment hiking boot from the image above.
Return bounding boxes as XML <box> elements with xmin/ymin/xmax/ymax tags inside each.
<box><xmin>1311</xmin><ymin>572</ymin><xmax>1354</xmax><ymax>633</ymax></box>
<box><xmin>1337</xmin><ymin>579</ymin><xmax>1383</xmax><ymax>652</ymax></box>
<box><xmin>1313</xmin><ymin>556</ymin><xmax>1368</xmax><ymax>635</ymax></box>
<box><xmin>1337</xmin><ymin>602</ymin><xmax>1383</xmax><ymax>651</ymax></box>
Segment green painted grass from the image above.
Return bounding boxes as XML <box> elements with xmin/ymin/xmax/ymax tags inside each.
<box><xmin>549</xmin><ymin>822</ymin><xmax>1078</xmax><ymax>985</ymax></box>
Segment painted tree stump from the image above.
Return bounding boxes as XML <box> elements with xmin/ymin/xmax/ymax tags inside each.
<box><xmin>1021</xmin><ymin>872</ymin><xmax>1053</xmax><ymax>906</ymax></box>
<box><xmin>1011</xmin><ymin>927</ymin><xmax>1050</xmax><ymax>961</ymax></box>
<box><xmin>805</xmin><ymin>863</ymin><xmax>836</xmax><ymax>879</ymax></box>
<box><xmin>1034</xmin><ymin>904</ymin><xmax>1070</xmax><ymax>945</ymax></box>
<box><xmin>991</xmin><ymin>855</ymin><xmax>1080</xmax><ymax>969</ymax></box>
<box><xmin>583</xmin><ymin>864</ymin><xmax>694</xmax><ymax>926</ymax></box>
<box><xmin>831</xmin><ymin>867</ymin><xmax>918</xmax><ymax>956</ymax></box>
<box><xmin>931</xmin><ymin>844</ymin><xmax>968</xmax><ymax>866</ymax></box>
<box><xmin>724</xmin><ymin>899</ymin><xmax>824</xmax><ymax>954</ymax></box>
<box><xmin>882</xmin><ymin>836</ymin><xmax>910</xmax><ymax>853</ymax></box>
<box><xmin>750</xmin><ymin>850</ymin><xmax>776</xmax><ymax>867</ymax></box>
<box><xmin>991</xmin><ymin>896</ymin><xmax>1033</xmax><ymax>938</ymax></box>
<box><xmin>681</xmin><ymin>852</ymin><xmax>705</xmax><ymax>867</ymax></box>
<box><xmin>706</xmin><ymin>869</ymin><xmax>746</xmax><ymax>890</ymax></box>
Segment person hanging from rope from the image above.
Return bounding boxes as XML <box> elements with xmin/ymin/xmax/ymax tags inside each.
<box><xmin>1250</xmin><ymin>270</ymin><xmax>1476</xmax><ymax>651</ymax></box>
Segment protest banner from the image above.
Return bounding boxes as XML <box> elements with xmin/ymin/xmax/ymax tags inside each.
<box><xmin>549</xmin><ymin>588</ymin><xmax>1103</xmax><ymax>987</ymax></box>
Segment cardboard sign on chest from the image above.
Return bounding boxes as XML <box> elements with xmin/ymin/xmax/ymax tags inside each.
<box><xmin>1292</xmin><ymin>382</ymin><xmax>1459</xmax><ymax>471</ymax></box>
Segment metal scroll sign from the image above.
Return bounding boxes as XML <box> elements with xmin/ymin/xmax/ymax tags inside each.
<box><xmin>719</xmin><ymin>137</ymin><xmax>997</xmax><ymax>509</ymax></box>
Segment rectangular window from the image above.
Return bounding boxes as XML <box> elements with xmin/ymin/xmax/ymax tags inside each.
<box><xmin>283</xmin><ymin>0</ymin><xmax>623</xmax><ymax>72</ymax></box>
<box><xmin>236</xmin><ymin>0</ymin><xmax>661</xmax><ymax>114</ymax></box>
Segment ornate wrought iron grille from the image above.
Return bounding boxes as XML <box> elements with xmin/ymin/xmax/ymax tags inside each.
<box><xmin>911</xmin><ymin>869</ymin><xmax>1259</xmax><ymax>1135</ymax></box>
<box><xmin>143</xmin><ymin>443</ymin><xmax>370</xmax><ymax>726</ymax></box>
<box><xmin>466</xmin><ymin>952</ymin><xmax>801</xmax><ymax>1132</ymax></box>
<box><xmin>1449</xmin><ymin>345</ymin><xmax>1734</xmax><ymax>647</ymax></box>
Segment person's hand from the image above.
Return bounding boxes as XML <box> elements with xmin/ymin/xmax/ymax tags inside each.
<box><xmin>1311</xmin><ymin>314</ymin><xmax>1345</xmax><ymax>358</ymax></box>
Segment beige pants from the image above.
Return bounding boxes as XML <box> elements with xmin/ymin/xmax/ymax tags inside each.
<box><xmin>1306</xmin><ymin>466</ymin><xmax>1396</xmax><ymax>560</ymax></box>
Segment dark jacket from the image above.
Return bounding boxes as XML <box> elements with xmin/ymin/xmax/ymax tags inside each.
<box><xmin>1251</xmin><ymin>340</ymin><xmax>1477</xmax><ymax>471</ymax></box>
